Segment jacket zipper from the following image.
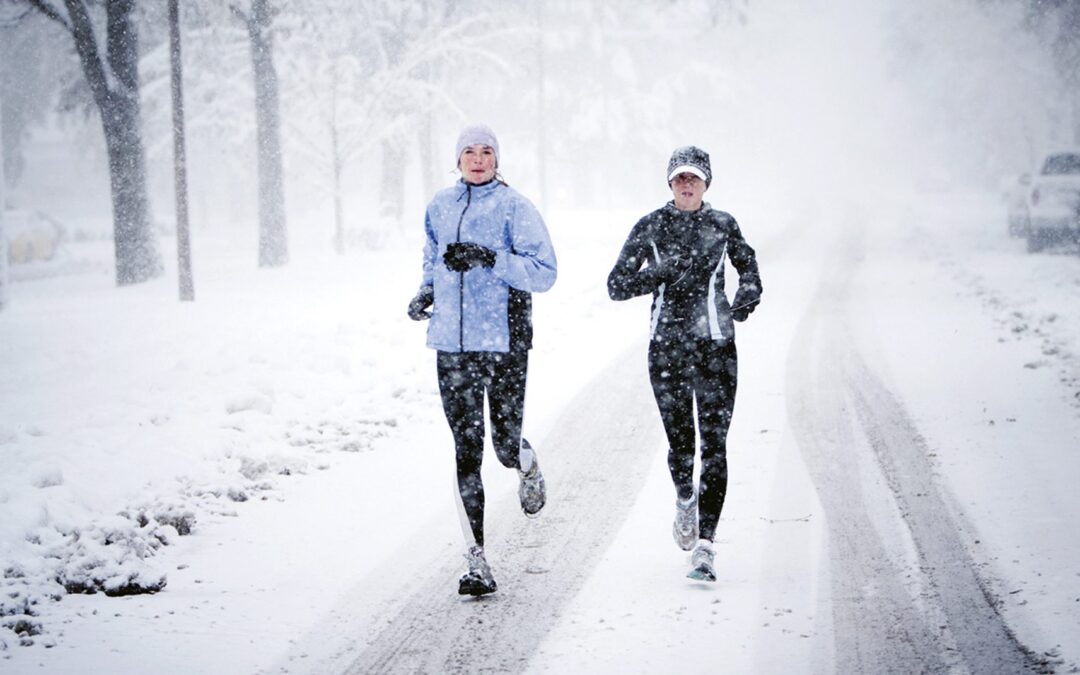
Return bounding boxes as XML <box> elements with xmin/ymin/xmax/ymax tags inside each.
<box><xmin>455</xmin><ymin>184</ymin><xmax>473</xmax><ymax>352</ymax></box>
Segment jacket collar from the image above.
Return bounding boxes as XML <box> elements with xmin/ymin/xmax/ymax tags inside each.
<box><xmin>457</xmin><ymin>178</ymin><xmax>503</xmax><ymax>200</ymax></box>
<box><xmin>663</xmin><ymin>200</ymin><xmax>712</xmax><ymax>219</ymax></box>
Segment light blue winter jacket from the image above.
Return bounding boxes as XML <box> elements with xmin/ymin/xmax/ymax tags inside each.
<box><xmin>421</xmin><ymin>179</ymin><xmax>557</xmax><ymax>353</ymax></box>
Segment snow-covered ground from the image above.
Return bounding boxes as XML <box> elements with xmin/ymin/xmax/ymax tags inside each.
<box><xmin>2</xmin><ymin>186</ymin><xmax>1078</xmax><ymax>673</ymax></box>
<box><xmin>6</xmin><ymin>0</ymin><xmax>1080</xmax><ymax>670</ymax></box>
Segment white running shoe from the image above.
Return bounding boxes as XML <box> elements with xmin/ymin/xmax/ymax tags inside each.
<box><xmin>687</xmin><ymin>540</ymin><xmax>716</xmax><ymax>582</ymax></box>
<box><xmin>518</xmin><ymin>440</ymin><xmax>546</xmax><ymax>518</ymax></box>
<box><xmin>458</xmin><ymin>545</ymin><xmax>497</xmax><ymax>596</ymax></box>
<box><xmin>672</xmin><ymin>493</ymin><xmax>698</xmax><ymax>551</ymax></box>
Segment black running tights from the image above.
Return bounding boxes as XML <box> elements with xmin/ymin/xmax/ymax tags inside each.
<box><xmin>437</xmin><ymin>350</ymin><xmax>528</xmax><ymax>548</ymax></box>
<box><xmin>648</xmin><ymin>337</ymin><xmax>737</xmax><ymax>542</ymax></box>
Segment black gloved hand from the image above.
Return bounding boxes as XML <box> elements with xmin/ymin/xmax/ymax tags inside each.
<box><xmin>444</xmin><ymin>242</ymin><xmax>496</xmax><ymax>272</ymax></box>
<box><xmin>407</xmin><ymin>285</ymin><xmax>435</xmax><ymax>321</ymax></box>
<box><xmin>730</xmin><ymin>284</ymin><xmax>761</xmax><ymax>322</ymax></box>
<box><xmin>652</xmin><ymin>255</ymin><xmax>693</xmax><ymax>285</ymax></box>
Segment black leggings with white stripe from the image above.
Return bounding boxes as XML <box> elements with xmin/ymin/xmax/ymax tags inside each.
<box><xmin>648</xmin><ymin>337</ymin><xmax>737</xmax><ymax>542</ymax></box>
<box><xmin>437</xmin><ymin>350</ymin><xmax>528</xmax><ymax>548</ymax></box>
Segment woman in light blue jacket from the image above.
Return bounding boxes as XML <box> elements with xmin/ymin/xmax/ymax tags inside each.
<box><xmin>407</xmin><ymin>124</ymin><xmax>557</xmax><ymax>597</ymax></box>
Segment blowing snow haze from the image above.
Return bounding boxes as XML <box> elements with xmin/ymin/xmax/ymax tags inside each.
<box><xmin>0</xmin><ymin>0</ymin><xmax>1072</xmax><ymax>236</ymax></box>
<box><xmin>2</xmin><ymin>1</ymin><xmax>1079</xmax><ymax>673</ymax></box>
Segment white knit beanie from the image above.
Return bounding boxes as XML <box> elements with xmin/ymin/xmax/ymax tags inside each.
<box><xmin>455</xmin><ymin>124</ymin><xmax>499</xmax><ymax>165</ymax></box>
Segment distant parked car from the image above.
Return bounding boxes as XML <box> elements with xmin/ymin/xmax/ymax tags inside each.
<box><xmin>1024</xmin><ymin>149</ymin><xmax>1080</xmax><ymax>252</ymax></box>
<box><xmin>3</xmin><ymin>209</ymin><xmax>65</xmax><ymax>264</ymax></box>
<box><xmin>1003</xmin><ymin>172</ymin><xmax>1031</xmax><ymax>237</ymax></box>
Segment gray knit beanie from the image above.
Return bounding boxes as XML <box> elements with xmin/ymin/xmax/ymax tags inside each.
<box><xmin>455</xmin><ymin>124</ymin><xmax>499</xmax><ymax>165</ymax></box>
<box><xmin>667</xmin><ymin>145</ymin><xmax>712</xmax><ymax>187</ymax></box>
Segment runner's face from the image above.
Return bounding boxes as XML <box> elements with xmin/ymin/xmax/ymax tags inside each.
<box><xmin>459</xmin><ymin>145</ymin><xmax>497</xmax><ymax>184</ymax></box>
<box><xmin>670</xmin><ymin>172</ymin><xmax>706</xmax><ymax>211</ymax></box>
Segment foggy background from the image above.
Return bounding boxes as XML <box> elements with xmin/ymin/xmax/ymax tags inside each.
<box><xmin>0</xmin><ymin>0</ymin><xmax>1077</xmax><ymax>277</ymax></box>
<box><xmin>3</xmin><ymin>2</ymin><xmax>1080</xmax><ymax>669</ymax></box>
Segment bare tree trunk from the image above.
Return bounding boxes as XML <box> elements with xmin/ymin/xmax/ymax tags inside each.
<box><xmin>102</xmin><ymin>77</ymin><xmax>160</xmax><ymax>285</ymax></box>
<box><xmin>1045</xmin><ymin>1</ymin><xmax>1080</xmax><ymax>143</ymax></box>
<box><xmin>329</xmin><ymin>82</ymin><xmax>345</xmax><ymax>255</ymax></box>
<box><xmin>32</xmin><ymin>0</ymin><xmax>162</xmax><ymax>285</ymax></box>
<box><xmin>0</xmin><ymin>95</ymin><xmax>8</xmax><ymax>312</ymax></box>
<box><xmin>235</xmin><ymin>0</ymin><xmax>287</xmax><ymax>268</ymax></box>
<box><xmin>535</xmin><ymin>0</ymin><xmax>548</xmax><ymax>215</ymax></box>
<box><xmin>332</xmin><ymin>164</ymin><xmax>344</xmax><ymax>253</ymax></box>
<box><xmin>380</xmin><ymin>137</ymin><xmax>405</xmax><ymax>227</ymax></box>
<box><xmin>0</xmin><ymin>12</ymin><xmax>35</xmax><ymax>190</ymax></box>
<box><xmin>169</xmin><ymin>0</ymin><xmax>193</xmax><ymax>301</ymax></box>
<box><xmin>101</xmin><ymin>0</ymin><xmax>162</xmax><ymax>285</ymax></box>
<box><xmin>378</xmin><ymin>10</ymin><xmax>408</xmax><ymax>232</ymax></box>
<box><xmin>418</xmin><ymin>112</ymin><xmax>436</xmax><ymax>199</ymax></box>
<box><xmin>1073</xmin><ymin>101</ymin><xmax>1080</xmax><ymax>145</ymax></box>
<box><xmin>415</xmin><ymin>0</ymin><xmax>448</xmax><ymax>201</ymax></box>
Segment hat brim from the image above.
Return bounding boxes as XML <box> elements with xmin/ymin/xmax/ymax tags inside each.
<box><xmin>667</xmin><ymin>165</ymin><xmax>708</xmax><ymax>183</ymax></box>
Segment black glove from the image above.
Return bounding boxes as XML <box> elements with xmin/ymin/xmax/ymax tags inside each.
<box><xmin>652</xmin><ymin>255</ymin><xmax>692</xmax><ymax>285</ymax></box>
<box><xmin>407</xmin><ymin>285</ymin><xmax>434</xmax><ymax>321</ymax></box>
<box><xmin>444</xmin><ymin>242</ymin><xmax>496</xmax><ymax>272</ymax></box>
<box><xmin>730</xmin><ymin>284</ymin><xmax>761</xmax><ymax>322</ymax></box>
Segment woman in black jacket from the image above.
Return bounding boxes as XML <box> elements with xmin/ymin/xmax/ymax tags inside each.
<box><xmin>607</xmin><ymin>145</ymin><xmax>761</xmax><ymax>582</ymax></box>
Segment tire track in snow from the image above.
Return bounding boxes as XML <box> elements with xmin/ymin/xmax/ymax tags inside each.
<box><xmin>340</xmin><ymin>344</ymin><xmax>666</xmax><ymax>674</ymax></box>
<box><xmin>786</xmin><ymin>228</ymin><xmax>1042</xmax><ymax>673</ymax></box>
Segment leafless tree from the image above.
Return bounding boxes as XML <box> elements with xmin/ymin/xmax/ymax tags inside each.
<box><xmin>281</xmin><ymin>0</ymin><xmax>507</xmax><ymax>248</ymax></box>
<box><xmin>231</xmin><ymin>0</ymin><xmax>288</xmax><ymax>268</ymax></box>
<box><xmin>169</xmin><ymin>0</ymin><xmax>193</xmax><ymax>300</ymax></box>
<box><xmin>0</xmin><ymin>93</ymin><xmax>8</xmax><ymax>311</ymax></box>
<box><xmin>26</xmin><ymin>0</ymin><xmax>162</xmax><ymax>285</ymax></box>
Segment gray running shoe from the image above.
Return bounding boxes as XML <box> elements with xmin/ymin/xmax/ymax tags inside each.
<box><xmin>687</xmin><ymin>542</ymin><xmax>716</xmax><ymax>582</ymax></box>
<box><xmin>518</xmin><ymin>442</ymin><xmax>546</xmax><ymax>518</ymax></box>
<box><xmin>458</xmin><ymin>545</ymin><xmax>497</xmax><ymax>596</ymax></box>
<box><xmin>672</xmin><ymin>493</ymin><xmax>698</xmax><ymax>551</ymax></box>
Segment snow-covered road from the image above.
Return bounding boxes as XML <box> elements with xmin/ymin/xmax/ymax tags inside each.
<box><xmin>291</xmin><ymin>194</ymin><xmax>1075</xmax><ymax>674</ymax></box>
<box><xmin>2</xmin><ymin>192</ymin><xmax>1078</xmax><ymax>674</ymax></box>
<box><xmin>326</xmin><ymin>346</ymin><xmax>662</xmax><ymax>673</ymax></box>
<box><xmin>789</xmin><ymin>225</ymin><xmax>1039</xmax><ymax>673</ymax></box>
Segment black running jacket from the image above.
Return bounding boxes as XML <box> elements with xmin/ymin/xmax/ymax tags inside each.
<box><xmin>607</xmin><ymin>201</ymin><xmax>761</xmax><ymax>346</ymax></box>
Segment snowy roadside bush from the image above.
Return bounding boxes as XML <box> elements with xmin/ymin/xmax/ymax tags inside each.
<box><xmin>0</xmin><ymin>505</ymin><xmax>186</xmax><ymax>649</ymax></box>
<box><xmin>0</xmin><ymin>326</ymin><xmax>420</xmax><ymax>653</ymax></box>
<box><xmin>0</xmin><ymin>444</ymin><xmax>350</xmax><ymax>650</ymax></box>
